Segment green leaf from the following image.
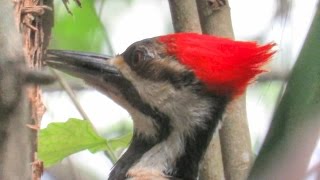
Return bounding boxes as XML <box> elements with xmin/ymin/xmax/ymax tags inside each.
<box><xmin>38</xmin><ymin>118</ymin><xmax>108</xmax><ymax>167</ymax></box>
<box><xmin>50</xmin><ymin>0</ymin><xmax>107</xmax><ymax>53</ymax></box>
<box><xmin>107</xmin><ymin>133</ymin><xmax>132</xmax><ymax>151</ymax></box>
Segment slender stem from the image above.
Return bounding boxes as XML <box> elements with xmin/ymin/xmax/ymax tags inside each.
<box><xmin>96</xmin><ymin>0</ymin><xmax>115</xmax><ymax>55</ymax></box>
<box><xmin>50</xmin><ymin>69</ymin><xmax>90</xmax><ymax>121</ymax></box>
<box><xmin>50</xmin><ymin>69</ymin><xmax>118</xmax><ymax>164</ymax></box>
<box><xmin>104</xmin><ymin>143</ymin><xmax>117</xmax><ymax>164</ymax></box>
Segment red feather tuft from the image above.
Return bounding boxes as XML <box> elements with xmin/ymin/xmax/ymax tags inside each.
<box><xmin>158</xmin><ymin>33</ymin><xmax>275</xmax><ymax>98</ymax></box>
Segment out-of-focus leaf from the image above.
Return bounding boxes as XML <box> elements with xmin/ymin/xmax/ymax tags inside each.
<box><xmin>107</xmin><ymin>133</ymin><xmax>132</xmax><ymax>151</ymax></box>
<box><xmin>38</xmin><ymin>118</ymin><xmax>108</xmax><ymax>167</ymax></box>
<box><xmin>50</xmin><ymin>0</ymin><xmax>106</xmax><ymax>52</ymax></box>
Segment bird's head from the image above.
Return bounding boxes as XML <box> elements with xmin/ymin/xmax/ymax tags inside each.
<box><xmin>46</xmin><ymin>33</ymin><xmax>274</xmax><ymax>180</ymax></box>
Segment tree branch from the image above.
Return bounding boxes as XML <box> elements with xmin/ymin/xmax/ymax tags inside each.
<box><xmin>196</xmin><ymin>0</ymin><xmax>253</xmax><ymax>179</ymax></box>
<box><xmin>168</xmin><ymin>1</ymin><xmax>225</xmax><ymax>179</ymax></box>
<box><xmin>168</xmin><ymin>0</ymin><xmax>202</xmax><ymax>32</ymax></box>
<box><xmin>14</xmin><ymin>0</ymin><xmax>54</xmax><ymax>179</ymax></box>
<box><xmin>0</xmin><ymin>0</ymin><xmax>32</xmax><ymax>178</ymax></box>
<box><xmin>249</xmin><ymin>4</ymin><xmax>320</xmax><ymax>179</ymax></box>
<box><xmin>196</xmin><ymin>0</ymin><xmax>234</xmax><ymax>38</ymax></box>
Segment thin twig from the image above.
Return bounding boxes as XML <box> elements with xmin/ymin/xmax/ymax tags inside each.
<box><xmin>50</xmin><ymin>69</ymin><xmax>90</xmax><ymax>121</ymax></box>
<box><xmin>96</xmin><ymin>0</ymin><xmax>115</xmax><ymax>55</ymax></box>
<box><xmin>50</xmin><ymin>68</ymin><xmax>117</xmax><ymax>163</ymax></box>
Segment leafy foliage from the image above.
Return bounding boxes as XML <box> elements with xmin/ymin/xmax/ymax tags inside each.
<box><xmin>38</xmin><ymin>118</ymin><xmax>132</xmax><ymax>167</ymax></box>
<box><xmin>50</xmin><ymin>0</ymin><xmax>106</xmax><ymax>52</ymax></box>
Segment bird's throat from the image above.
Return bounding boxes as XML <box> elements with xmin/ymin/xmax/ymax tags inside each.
<box><xmin>109</xmin><ymin>96</ymin><xmax>227</xmax><ymax>180</ymax></box>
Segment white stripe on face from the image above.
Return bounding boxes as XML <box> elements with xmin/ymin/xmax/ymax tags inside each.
<box><xmin>109</xmin><ymin>56</ymin><xmax>214</xmax><ymax>176</ymax></box>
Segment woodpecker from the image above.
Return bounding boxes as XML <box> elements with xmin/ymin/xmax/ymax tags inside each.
<box><xmin>46</xmin><ymin>33</ymin><xmax>274</xmax><ymax>180</ymax></box>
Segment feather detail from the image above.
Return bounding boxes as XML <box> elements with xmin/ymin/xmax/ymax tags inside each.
<box><xmin>158</xmin><ymin>33</ymin><xmax>276</xmax><ymax>98</ymax></box>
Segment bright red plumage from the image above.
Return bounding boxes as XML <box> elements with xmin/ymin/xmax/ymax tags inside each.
<box><xmin>158</xmin><ymin>33</ymin><xmax>275</xmax><ymax>98</ymax></box>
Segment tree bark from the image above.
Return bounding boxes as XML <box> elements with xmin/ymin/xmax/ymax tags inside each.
<box><xmin>196</xmin><ymin>0</ymin><xmax>253</xmax><ymax>179</ymax></box>
<box><xmin>168</xmin><ymin>0</ymin><xmax>202</xmax><ymax>33</ymax></box>
<box><xmin>196</xmin><ymin>0</ymin><xmax>234</xmax><ymax>38</ymax></box>
<box><xmin>0</xmin><ymin>1</ymin><xmax>32</xmax><ymax>179</ymax></box>
<box><xmin>14</xmin><ymin>0</ymin><xmax>54</xmax><ymax>178</ymax></box>
<box><xmin>168</xmin><ymin>1</ymin><xmax>225</xmax><ymax>180</ymax></box>
<box><xmin>0</xmin><ymin>0</ymin><xmax>53</xmax><ymax>179</ymax></box>
<box><xmin>220</xmin><ymin>96</ymin><xmax>252</xmax><ymax>180</ymax></box>
<box><xmin>198</xmin><ymin>134</ymin><xmax>225</xmax><ymax>180</ymax></box>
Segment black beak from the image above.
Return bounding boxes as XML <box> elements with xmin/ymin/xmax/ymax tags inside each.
<box><xmin>46</xmin><ymin>50</ymin><xmax>121</xmax><ymax>80</ymax></box>
<box><xmin>46</xmin><ymin>49</ymin><xmax>142</xmax><ymax>111</ymax></box>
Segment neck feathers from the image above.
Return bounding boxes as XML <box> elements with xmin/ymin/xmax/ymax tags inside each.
<box><xmin>109</xmin><ymin>94</ymin><xmax>228</xmax><ymax>180</ymax></box>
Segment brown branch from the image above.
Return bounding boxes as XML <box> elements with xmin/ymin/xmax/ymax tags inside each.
<box><xmin>13</xmin><ymin>0</ymin><xmax>54</xmax><ymax>179</ymax></box>
<box><xmin>196</xmin><ymin>0</ymin><xmax>234</xmax><ymax>38</ymax></box>
<box><xmin>168</xmin><ymin>1</ymin><xmax>225</xmax><ymax>179</ymax></box>
<box><xmin>168</xmin><ymin>0</ymin><xmax>202</xmax><ymax>32</ymax></box>
<box><xmin>196</xmin><ymin>0</ymin><xmax>253</xmax><ymax>179</ymax></box>
<box><xmin>198</xmin><ymin>135</ymin><xmax>225</xmax><ymax>180</ymax></box>
<box><xmin>0</xmin><ymin>0</ymin><xmax>31</xmax><ymax>179</ymax></box>
<box><xmin>219</xmin><ymin>96</ymin><xmax>252</xmax><ymax>180</ymax></box>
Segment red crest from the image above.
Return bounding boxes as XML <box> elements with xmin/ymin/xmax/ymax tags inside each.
<box><xmin>158</xmin><ymin>33</ymin><xmax>275</xmax><ymax>98</ymax></box>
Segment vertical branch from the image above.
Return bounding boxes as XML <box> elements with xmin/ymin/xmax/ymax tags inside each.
<box><xmin>168</xmin><ymin>0</ymin><xmax>225</xmax><ymax>179</ymax></box>
<box><xmin>219</xmin><ymin>96</ymin><xmax>252</xmax><ymax>180</ymax></box>
<box><xmin>198</xmin><ymin>135</ymin><xmax>225</xmax><ymax>180</ymax></box>
<box><xmin>15</xmin><ymin>0</ymin><xmax>53</xmax><ymax>122</ymax></box>
<box><xmin>168</xmin><ymin>0</ymin><xmax>202</xmax><ymax>32</ymax></box>
<box><xmin>13</xmin><ymin>0</ymin><xmax>54</xmax><ymax>179</ymax></box>
<box><xmin>249</xmin><ymin>5</ymin><xmax>320</xmax><ymax>179</ymax></box>
<box><xmin>0</xmin><ymin>0</ymin><xmax>31</xmax><ymax>179</ymax></box>
<box><xmin>196</xmin><ymin>0</ymin><xmax>253</xmax><ymax>180</ymax></box>
<box><xmin>196</xmin><ymin>0</ymin><xmax>234</xmax><ymax>38</ymax></box>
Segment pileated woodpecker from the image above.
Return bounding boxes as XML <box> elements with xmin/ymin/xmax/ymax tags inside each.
<box><xmin>46</xmin><ymin>33</ymin><xmax>274</xmax><ymax>180</ymax></box>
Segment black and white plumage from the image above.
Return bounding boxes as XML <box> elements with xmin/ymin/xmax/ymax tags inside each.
<box><xmin>46</xmin><ymin>33</ymin><xmax>273</xmax><ymax>180</ymax></box>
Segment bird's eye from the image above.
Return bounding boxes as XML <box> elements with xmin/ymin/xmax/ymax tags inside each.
<box><xmin>131</xmin><ymin>50</ymin><xmax>144</xmax><ymax>66</ymax></box>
